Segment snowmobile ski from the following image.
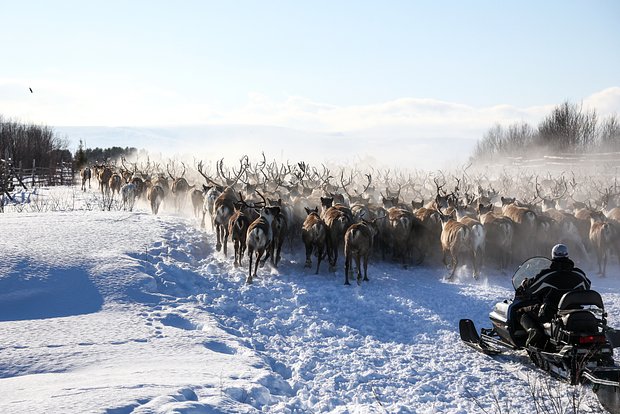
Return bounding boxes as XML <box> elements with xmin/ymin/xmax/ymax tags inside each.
<box><xmin>459</xmin><ymin>319</ymin><xmax>501</xmax><ymax>355</ymax></box>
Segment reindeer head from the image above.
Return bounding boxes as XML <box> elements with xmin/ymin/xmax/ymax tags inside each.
<box><xmin>381</xmin><ymin>195</ymin><xmax>399</xmax><ymax>209</ymax></box>
<box><xmin>411</xmin><ymin>200</ymin><xmax>424</xmax><ymax>210</ymax></box>
<box><xmin>321</xmin><ymin>197</ymin><xmax>334</xmax><ymax>209</ymax></box>
<box><xmin>258</xmin><ymin>206</ymin><xmax>280</xmax><ymax>225</ymax></box>
<box><xmin>304</xmin><ymin>206</ymin><xmax>319</xmax><ymax>216</ymax></box>
<box><xmin>477</xmin><ymin>203</ymin><xmax>494</xmax><ymax>215</ymax></box>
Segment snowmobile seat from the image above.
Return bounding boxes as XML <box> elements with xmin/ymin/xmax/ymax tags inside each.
<box><xmin>560</xmin><ymin>310</ymin><xmax>599</xmax><ymax>334</ymax></box>
<box><xmin>557</xmin><ymin>290</ymin><xmax>603</xmax><ymax>312</ymax></box>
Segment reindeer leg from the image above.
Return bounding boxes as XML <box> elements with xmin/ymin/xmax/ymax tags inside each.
<box><xmin>255</xmin><ymin>249</ymin><xmax>263</xmax><ymax>278</ymax></box>
<box><xmin>240</xmin><ymin>238</ymin><xmax>246</xmax><ymax>266</ymax></box>
<box><xmin>355</xmin><ymin>255</ymin><xmax>362</xmax><ymax>285</ymax></box>
<box><xmin>276</xmin><ymin>238</ymin><xmax>283</xmax><ymax>267</ymax></box>
<box><xmin>315</xmin><ymin>244</ymin><xmax>322</xmax><ymax>275</ymax></box>
<box><xmin>233</xmin><ymin>240</ymin><xmax>239</xmax><ymax>267</ymax></box>
<box><xmin>344</xmin><ymin>252</ymin><xmax>351</xmax><ymax>285</ymax></box>
<box><xmin>247</xmin><ymin>249</ymin><xmax>254</xmax><ymax>284</ymax></box>
<box><xmin>223</xmin><ymin>228</ymin><xmax>230</xmax><ymax>257</ymax></box>
<box><xmin>261</xmin><ymin>242</ymin><xmax>271</xmax><ymax>268</ymax></box>
<box><xmin>449</xmin><ymin>252</ymin><xmax>457</xmax><ymax>280</ymax></box>
<box><xmin>304</xmin><ymin>243</ymin><xmax>312</xmax><ymax>268</ymax></box>
<box><xmin>363</xmin><ymin>253</ymin><xmax>369</xmax><ymax>282</ymax></box>
<box><xmin>331</xmin><ymin>239</ymin><xmax>339</xmax><ymax>271</ymax></box>
<box><xmin>472</xmin><ymin>248</ymin><xmax>479</xmax><ymax>280</ymax></box>
<box><xmin>216</xmin><ymin>224</ymin><xmax>222</xmax><ymax>252</ymax></box>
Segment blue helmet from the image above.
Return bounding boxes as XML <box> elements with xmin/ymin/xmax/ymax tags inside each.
<box><xmin>551</xmin><ymin>243</ymin><xmax>569</xmax><ymax>259</ymax></box>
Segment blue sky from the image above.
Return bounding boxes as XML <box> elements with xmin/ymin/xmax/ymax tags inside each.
<box><xmin>1</xmin><ymin>1</ymin><xmax>619</xmax><ymax>131</ymax></box>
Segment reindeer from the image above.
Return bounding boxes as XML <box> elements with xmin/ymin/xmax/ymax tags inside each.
<box><xmin>265</xmin><ymin>197</ymin><xmax>288</xmax><ymax>267</ymax></box>
<box><xmin>131</xmin><ymin>176</ymin><xmax>146</xmax><ymax>199</ymax></box>
<box><xmin>590</xmin><ymin>212</ymin><xmax>613</xmax><ymax>276</ymax></box>
<box><xmin>167</xmin><ymin>162</ymin><xmax>194</xmax><ymax>211</ymax></box>
<box><xmin>191</xmin><ymin>188</ymin><xmax>204</xmax><ymax>219</ymax></box>
<box><xmin>301</xmin><ymin>206</ymin><xmax>328</xmax><ymax>274</ymax></box>
<box><xmin>455</xmin><ymin>205</ymin><xmax>486</xmax><ymax>275</ymax></box>
<box><xmin>120</xmin><ymin>182</ymin><xmax>137</xmax><ymax>211</ymax></box>
<box><xmin>228</xmin><ymin>203</ymin><xmax>250</xmax><ymax>267</ymax></box>
<box><xmin>213</xmin><ymin>187</ymin><xmax>239</xmax><ymax>256</ymax></box>
<box><xmin>109</xmin><ymin>173</ymin><xmax>123</xmax><ymax>196</ymax></box>
<box><xmin>200</xmin><ymin>184</ymin><xmax>223</xmax><ymax>229</ymax></box>
<box><xmin>80</xmin><ymin>167</ymin><xmax>91</xmax><ymax>191</ymax></box>
<box><xmin>414</xmin><ymin>206</ymin><xmax>443</xmax><ymax>263</ymax></box>
<box><xmin>322</xmin><ymin>201</ymin><xmax>354</xmax><ymax>271</ymax></box>
<box><xmin>96</xmin><ymin>165</ymin><xmax>113</xmax><ymax>195</ymax></box>
<box><xmin>439</xmin><ymin>212</ymin><xmax>477</xmax><ymax>280</ymax></box>
<box><xmin>477</xmin><ymin>203</ymin><xmax>514</xmax><ymax>270</ymax></box>
<box><xmin>147</xmin><ymin>184</ymin><xmax>165</xmax><ymax>215</ymax></box>
<box><xmin>344</xmin><ymin>218</ymin><xmax>380</xmax><ymax>285</ymax></box>
<box><xmin>246</xmin><ymin>206</ymin><xmax>280</xmax><ymax>284</ymax></box>
<box><xmin>501</xmin><ymin>197</ymin><xmax>538</xmax><ymax>260</ymax></box>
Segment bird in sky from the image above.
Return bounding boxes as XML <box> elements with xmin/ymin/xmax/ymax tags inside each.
<box><xmin>29</xmin><ymin>87</ymin><xmax>33</xmax><ymax>93</ymax></box>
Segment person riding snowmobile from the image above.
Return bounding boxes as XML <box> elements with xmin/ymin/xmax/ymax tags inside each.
<box><xmin>515</xmin><ymin>244</ymin><xmax>591</xmax><ymax>348</ymax></box>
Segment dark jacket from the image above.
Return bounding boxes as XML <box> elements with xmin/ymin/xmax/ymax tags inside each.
<box><xmin>516</xmin><ymin>257</ymin><xmax>591</xmax><ymax>320</ymax></box>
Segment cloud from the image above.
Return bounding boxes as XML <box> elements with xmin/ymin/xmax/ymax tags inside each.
<box><xmin>583</xmin><ymin>87</ymin><xmax>620</xmax><ymax>117</ymax></box>
<box><xmin>1</xmin><ymin>75</ymin><xmax>618</xmax><ymax>141</ymax></box>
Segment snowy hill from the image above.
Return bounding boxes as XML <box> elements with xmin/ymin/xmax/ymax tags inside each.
<box><xmin>1</xmin><ymin>187</ymin><xmax>618</xmax><ymax>413</ymax></box>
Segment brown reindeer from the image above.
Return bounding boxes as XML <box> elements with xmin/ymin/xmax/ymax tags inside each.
<box><xmin>322</xmin><ymin>203</ymin><xmax>354</xmax><ymax>271</ymax></box>
<box><xmin>191</xmin><ymin>188</ymin><xmax>204</xmax><ymax>219</ymax></box>
<box><xmin>414</xmin><ymin>206</ymin><xmax>442</xmax><ymax>263</ymax></box>
<box><xmin>501</xmin><ymin>197</ymin><xmax>538</xmax><ymax>260</ymax></box>
<box><xmin>344</xmin><ymin>218</ymin><xmax>379</xmax><ymax>285</ymax></box>
<box><xmin>477</xmin><ymin>203</ymin><xmax>514</xmax><ymax>270</ymax></box>
<box><xmin>228</xmin><ymin>204</ymin><xmax>250</xmax><ymax>267</ymax></box>
<box><xmin>109</xmin><ymin>173</ymin><xmax>122</xmax><ymax>196</ymax></box>
<box><xmin>147</xmin><ymin>184</ymin><xmax>165</xmax><ymax>215</ymax></box>
<box><xmin>246</xmin><ymin>206</ymin><xmax>280</xmax><ymax>284</ymax></box>
<box><xmin>97</xmin><ymin>165</ymin><xmax>113</xmax><ymax>195</ymax></box>
<box><xmin>386</xmin><ymin>207</ymin><xmax>421</xmax><ymax>267</ymax></box>
<box><xmin>439</xmin><ymin>212</ymin><xmax>477</xmax><ymax>280</ymax></box>
<box><xmin>213</xmin><ymin>187</ymin><xmax>239</xmax><ymax>256</ymax></box>
<box><xmin>590</xmin><ymin>212</ymin><xmax>613</xmax><ymax>276</ymax></box>
<box><xmin>301</xmin><ymin>207</ymin><xmax>328</xmax><ymax>274</ymax></box>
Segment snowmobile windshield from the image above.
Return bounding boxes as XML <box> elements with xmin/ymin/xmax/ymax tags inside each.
<box><xmin>512</xmin><ymin>257</ymin><xmax>551</xmax><ymax>290</ymax></box>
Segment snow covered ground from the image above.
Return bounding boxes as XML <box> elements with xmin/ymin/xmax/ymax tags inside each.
<box><xmin>1</xmin><ymin>185</ymin><xmax>618</xmax><ymax>413</ymax></box>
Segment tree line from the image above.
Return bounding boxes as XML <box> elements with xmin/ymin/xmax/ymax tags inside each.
<box><xmin>472</xmin><ymin>101</ymin><xmax>620</xmax><ymax>160</ymax></box>
<box><xmin>0</xmin><ymin>116</ymin><xmax>71</xmax><ymax>169</ymax></box>
<box><xmin>0</xmin><ymin>115</ymin><xmax>137</xmax><ymax>171</ymax></box>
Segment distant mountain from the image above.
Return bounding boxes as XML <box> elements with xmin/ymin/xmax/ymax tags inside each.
<box><xmin>54</xmin><ymin>124</ymin><xmax>477</xmax><ymax>170</ymax></box>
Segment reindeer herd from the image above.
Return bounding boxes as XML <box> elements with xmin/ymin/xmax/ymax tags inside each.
<box><xmin>79</xmin><ymin>155</ymin><xmax>620</xmax><ymax>284</ymax></box>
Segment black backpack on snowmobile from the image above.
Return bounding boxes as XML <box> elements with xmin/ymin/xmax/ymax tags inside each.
<box><xmin>459</xmin><ymin>257</ymin><xmax>620</xmax><ymax>412</ymax></box>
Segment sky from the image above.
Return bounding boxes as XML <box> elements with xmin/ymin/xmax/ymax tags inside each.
<box><xmin>0</xmin><ymin>1</ymin><xmax>619</xmax><ymax>155</ymax></box>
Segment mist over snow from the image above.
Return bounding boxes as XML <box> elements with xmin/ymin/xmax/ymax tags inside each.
<box><xmin>54</xmin><ymin>124</ymin><xmax>477</xmax><ymax>171</ymax></box>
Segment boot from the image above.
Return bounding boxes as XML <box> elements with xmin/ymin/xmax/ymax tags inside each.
<box><xmin>526</xmin><ymin>327</ymin><xmax>545</xmax><ymax>348</ymax></box>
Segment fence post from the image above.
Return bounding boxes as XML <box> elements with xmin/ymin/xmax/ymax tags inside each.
<box><xmin>32</xmin><ymin>159</ymin><xmax>36</xmax><ymax>188</ymax></box>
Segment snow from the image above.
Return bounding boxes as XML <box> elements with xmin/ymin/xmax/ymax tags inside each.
<box><xmin>1</xmin><ymin>186</ymin><xmax>618</xmax><ymax>413</ymax></box>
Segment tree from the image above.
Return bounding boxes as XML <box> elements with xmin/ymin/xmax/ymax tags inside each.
<box><xmin>75</xmin><ymin>140</ymin><xmax>88</xmax><ymax>170</ymax></box>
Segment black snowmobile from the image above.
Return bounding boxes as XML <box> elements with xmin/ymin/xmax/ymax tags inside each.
<box><xmin>460</xmin><ymin>257</ymin><xmax>620</xmax><ymax>413</ymax></box>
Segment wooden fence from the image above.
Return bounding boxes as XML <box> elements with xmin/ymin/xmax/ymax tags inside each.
<box><xmin>2</xmin><ymin>158</ymin><xmax>75</xmax><ymax>191</ymax></box>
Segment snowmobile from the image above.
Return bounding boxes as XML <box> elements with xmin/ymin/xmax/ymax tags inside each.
<box><xmin>459</xmin><ymin>257</ymin><xmax>620</xmax><ymax>413</ymax></box>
